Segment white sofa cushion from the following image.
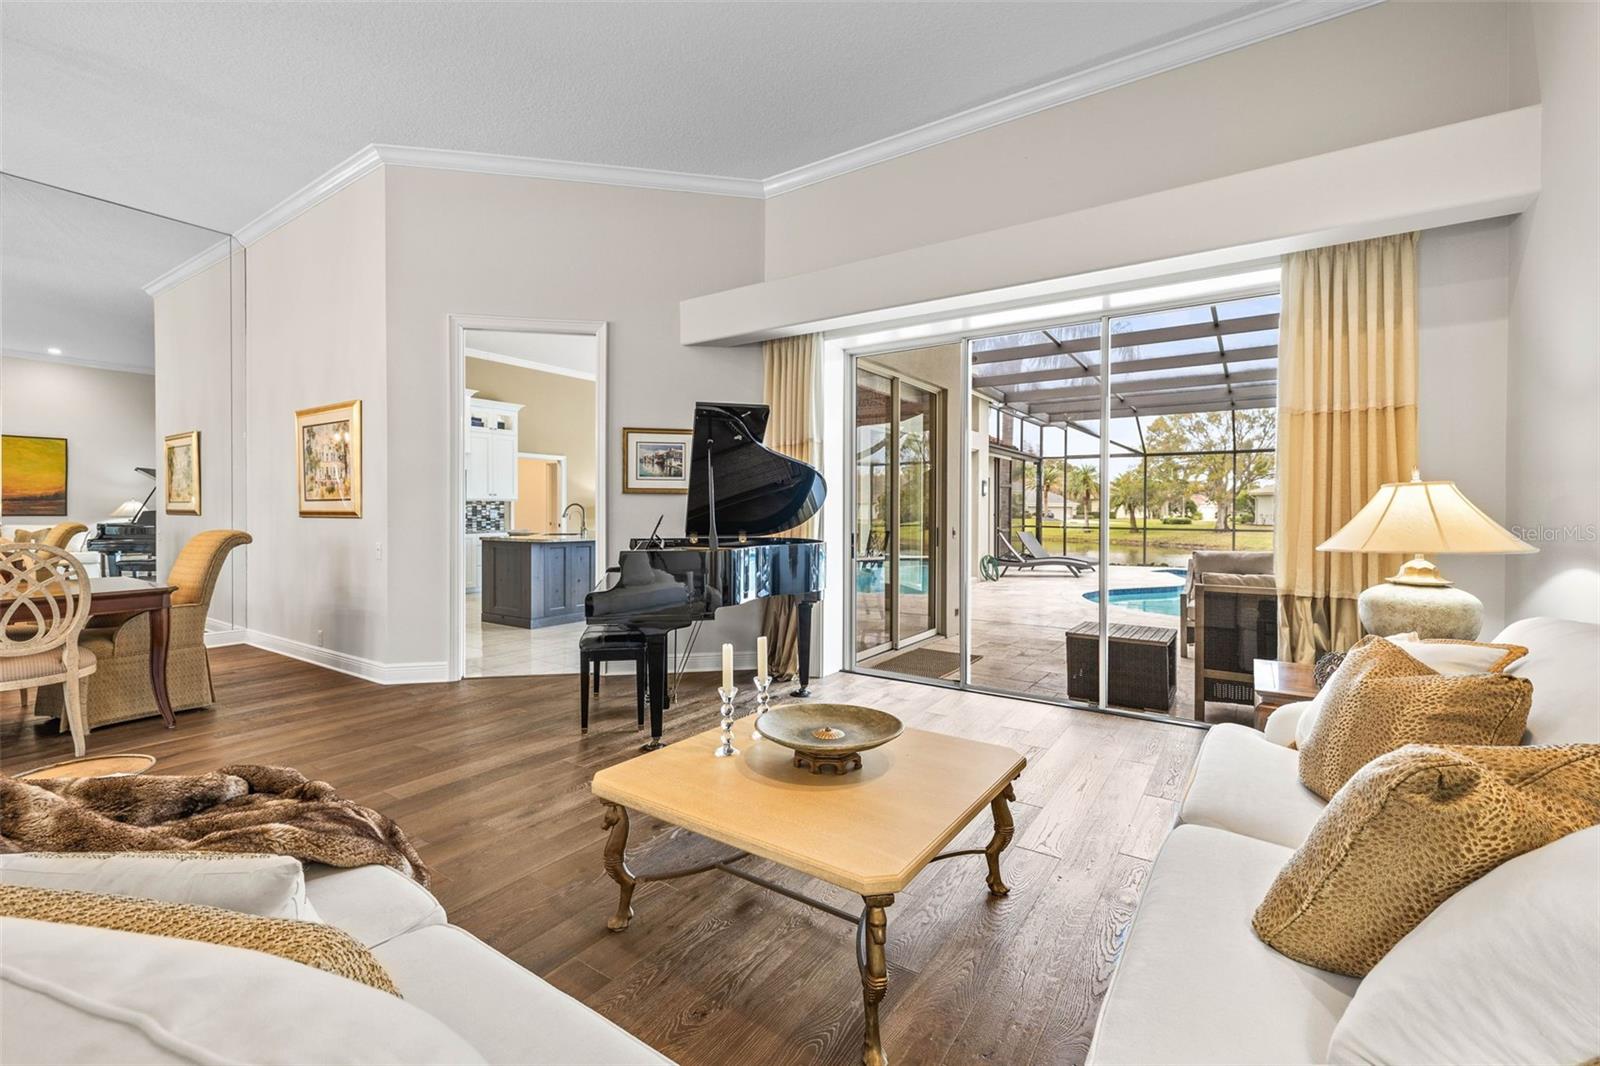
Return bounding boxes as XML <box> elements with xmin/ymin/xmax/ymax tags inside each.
<box><xmin>1087</xmin><ymin>825</ymin><xmax>1359</xmax><ymax>1065</ymax></box>
<box><xmin>1262</xmin><ymin>699</ymin><xmax>1314</xmax><ymax>747</ymax></box>
<box><xmin>0</xmin><ymin>852</ymin><xmax>317</xmax><ymax>921</ymax></box>
<box><xmin>1178</xmin><ymin>724</ymin><xmax>1328</xmax><ymax>848</ymax></box>
<box><xmin>1495</xmin><ymin>617</ymin><xmax>1600</xmax><ymax>744</ymax></box>
<box><xmin>0</xmin><ymin>917</ymin><xmax>488</xmax><ymax>1065</ymax></box>
<box><xmin>373</xmin><ymin>923</ymin><xmax>672</xmax><ymax>1065</ymax></box>
<box><xmin>1330</xmin><ymin>825</ymin><xmax>1600</xmax><ymax>1064</ymax></box>
<box><xmin>303</xmin><ymin>863</ymin><xmax>445</xmax><ymax>947</ymax></box>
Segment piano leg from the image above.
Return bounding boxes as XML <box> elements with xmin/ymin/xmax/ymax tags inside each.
<box><xmin>642</xmin><ymin>633</ymin><xmax>667</xmax><ymax>752</ymax></box>
<box><xmin>792</xmin><ymin>599</ymin><xmax>815</xmax><ymax>697</ymax></box>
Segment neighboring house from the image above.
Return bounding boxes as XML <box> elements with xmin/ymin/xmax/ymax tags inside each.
<box><xmin>1249</xmin><ymin>481</ymin><xmax>1277</xmax><ymax>525</ymax></box>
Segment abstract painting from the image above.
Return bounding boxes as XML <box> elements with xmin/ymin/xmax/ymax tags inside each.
<box><xmin>622</xmin><ymin>427</ymin><xmax>692</xmax><ymax>494</ymax></box>
<box><xmin>2</xmin><ymin>435</ymin><xmax>68</xmax><ymax>516</ymax></box>
<box><xmin>296</xmin><ymin>400</ymin><xmax>362</xmax><ymax>517</ymax></box>
<box><xmin>164</xmin><ymin>431</ymin><xmax>201</xmax><ymax>515</ymax></box>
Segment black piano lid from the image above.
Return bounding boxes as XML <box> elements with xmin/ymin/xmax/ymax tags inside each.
<box><xmin>684</xmin><ymin>402</ymin><xmax>826</xmax><ymax>539</ymax></box>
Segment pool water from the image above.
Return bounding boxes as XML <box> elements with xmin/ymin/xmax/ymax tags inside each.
<box><xmin>856</xmin><ymin>559</ymin><xmax>931</xmax><ymax>595</ymax></box>
<box><xmin>1083</xmin><ymin>584</ymin><xmax>1183</xmax><ymax>616</ymax></box>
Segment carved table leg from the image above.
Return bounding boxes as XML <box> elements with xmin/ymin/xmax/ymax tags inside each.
<box><xmin>984</xmin><ymin>782</ymin><xmax>1016</xmax><ymax>896</ymax></box>
<box><xmin>601</xmin><ymin>803</ymin><xmax>637</xmax><ymax>931</ymax></box>
<box><xmin>856</xmin><ymin>893</ymin><xmax>894</xmax><ymax>1066</ymax></box>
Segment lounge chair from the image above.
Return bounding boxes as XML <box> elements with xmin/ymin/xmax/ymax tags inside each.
<box><xmin>990</xmin><ymin>532</ymin><xmax>1095</xmax><ymax>578</ymax></box>
<box><xmin>1014</xmin><ymin>530</ymin><xmax>1097</xmax><ymax>576</ymax></box>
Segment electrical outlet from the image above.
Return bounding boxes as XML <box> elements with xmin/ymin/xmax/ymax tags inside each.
<box><xmin>375</xmin><ymin>541</ymin><xmax>383</xmax><ymax>561</ymax></box>
<box><xmin>316</xmin><ymin>629</ymin><xmax>324</xmax><ymax>647</ymax></box>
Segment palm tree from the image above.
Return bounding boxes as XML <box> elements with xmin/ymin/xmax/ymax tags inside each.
<box><xmin>1066</xmin><ymin>464</ymin><xmax>1098</xmax><ymax>525</ymax></box>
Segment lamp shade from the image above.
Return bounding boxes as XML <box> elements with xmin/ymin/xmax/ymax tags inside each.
<box><xmin>110</xmin><ymin>498</ymin><xmax>146</xmax><ymax>518</ymax></box>
<box><xmin>1317</xmin><ymin>474</ymin><xmax>1536</xmax><ymax>556</ymax></box>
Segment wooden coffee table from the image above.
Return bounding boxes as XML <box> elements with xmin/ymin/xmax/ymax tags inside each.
<box><xmin>591</xmin><ymin>716</ymin><xmax>1026</xmax><ymax>1066</ymax></box>
<box><xmin>1252</xmin><ymin>658</ymin><xmax>1319</xmax><ymax>731</ymax></box>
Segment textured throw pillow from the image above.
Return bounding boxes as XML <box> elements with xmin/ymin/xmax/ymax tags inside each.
<box><xmin>1253</xmin><ymin>743</ymin><xmax>1600</xmax><ymax>977</ymax></box>
<box><xmin>0</xmin><ymin>851</ymin><xmax>318</xmax><ymax>920</ymax></box>
<box><xmin>0</xmin><ymin>884</ymin><xmax>398</xmax><ymax>994</ymax></box>
<box><xmin>1329</xmin><ymin>825</ymin><xmax>1600</xmax><ymax>1064</ymax></box>
<box><xmin>1298</xmin><ymin>636</ymin><xmax>1533</xmax><ymax>800</ymax></box>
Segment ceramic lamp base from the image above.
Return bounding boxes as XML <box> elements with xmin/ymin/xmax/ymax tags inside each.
<box><xmin>1358</xmin><ymin>581</ymin><xmax>1484</xmax><ymax>640</ymax></box>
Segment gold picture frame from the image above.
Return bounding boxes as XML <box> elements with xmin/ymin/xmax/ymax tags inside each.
<box><xmin>296</xmin><ymin>400</ymin><xmax>362</xmax><ymax>517</ymax></box>
<box><xmin>164</xmin><ymin>431</ymin><xmax>201</xmax><ymax>515</ymax></box>
<box><xmin>622</xmin><ymin>426</ymin><xmax>692</xmax><ymax>494</ymax></box>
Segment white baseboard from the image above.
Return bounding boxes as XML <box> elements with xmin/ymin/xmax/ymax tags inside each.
<box><xmin>681</xmin><ymin>650</ymin><xmax>760</xmax><ymax>672</ymax></box>
<box><xmin>218</xmin><ymin>629</ymin><xmax>449</xmax><ymax>685</ymax></box>
<box><xmin>202</xmin><ymin>623</ymin><xmax>251</xmax><ymax>648</ymax></box>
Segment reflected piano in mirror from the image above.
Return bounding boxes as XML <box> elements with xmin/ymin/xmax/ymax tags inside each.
<box><xmin>87</xmin><ymin>467</ymin><xmax>157</xmax><ymax>577</ymax></box>
<box><xmin>586</xmin><ymin>402</ymin><xmax>826</xmax><ymax>750</ymax></box>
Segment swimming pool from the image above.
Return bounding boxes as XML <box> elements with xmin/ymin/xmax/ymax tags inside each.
<box><xmin>1082</xmin><ymin>584</ymin><xmax>1183</xmax><ymax>616</ymax></box>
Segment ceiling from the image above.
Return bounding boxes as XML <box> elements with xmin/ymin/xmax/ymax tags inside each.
<box><xmin>1</xmin><ymin>1</ymin><xmax>1362</xmax><ymax>372</ymax></box>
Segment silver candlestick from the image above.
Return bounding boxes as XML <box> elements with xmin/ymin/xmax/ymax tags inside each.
<box><xmin>751</xmin><ymin>676</ymin><xmax>771</xmax><ymax>739</ymax></box>
<box><xmin>714</xmin><ymin>686</ymin><xmax>739</xmax><ymax>758</ymax></box>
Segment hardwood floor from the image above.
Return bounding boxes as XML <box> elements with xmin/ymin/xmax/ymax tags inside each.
<box><xmin>1</xmin><ymin>647</ymin><xmax>1204</xmax><ymax>1066</ymax></box>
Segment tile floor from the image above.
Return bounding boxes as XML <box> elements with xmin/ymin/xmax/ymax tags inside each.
<box><xmin>464</xmin><ymin>593</ymin><xmax>585</xmax><ymax>676</ymax></box>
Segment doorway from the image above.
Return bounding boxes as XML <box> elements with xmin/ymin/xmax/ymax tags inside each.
<box><xmin>851</xmin><ymin>353</ymin><xmax>951</xmax><ymax>678</ymax></box>
<box><xmin>448</xmin><ymin>317</ymin><xmax>606</xmax><ymax>680</ymax></box>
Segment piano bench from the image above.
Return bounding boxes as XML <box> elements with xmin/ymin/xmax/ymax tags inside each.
<box><xmin>578</xmin><ymin>626</ymin><xmax>648</xmax><ymax>735</ymax></box>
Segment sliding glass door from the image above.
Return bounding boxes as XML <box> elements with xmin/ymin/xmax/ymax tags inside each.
<box><xmin>851</xmin><ymin>359</ymin><xmax>947</xmax><ymax>670</ymax></box>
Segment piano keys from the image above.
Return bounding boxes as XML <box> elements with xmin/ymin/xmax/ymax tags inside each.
<box><xmin>586</xmin><ymin>402</ymin><xmax>826</xmax><ymax>750</ymax></box>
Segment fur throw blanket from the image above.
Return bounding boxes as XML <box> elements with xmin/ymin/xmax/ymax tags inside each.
<box><xmin>0</xmin><ymin>765</ymin><xmax>430</xmax><ymax>886</ymax></box>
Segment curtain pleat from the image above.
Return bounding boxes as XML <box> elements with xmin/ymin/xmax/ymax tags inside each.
<box><xmin>1275</xmin><ymin>233</ymin><xmax>1419</xmax><ymax>661</ymax></box>
<box><xmin>760</xmin><ymin>334</ymin><xmax>823</xmax><ymax>678</ymax></box>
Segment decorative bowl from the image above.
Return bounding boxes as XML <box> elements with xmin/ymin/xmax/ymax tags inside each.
<box><xmin>754</xmin><ymin>703</ymin><xmax>904</xmax><ymax>775</ymax></box>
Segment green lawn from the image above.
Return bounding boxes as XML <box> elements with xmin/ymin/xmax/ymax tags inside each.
<box><xmin>1026</xmin><ymin>520</ymin><xmax>1273</xmax><ymax>565</ymax></box>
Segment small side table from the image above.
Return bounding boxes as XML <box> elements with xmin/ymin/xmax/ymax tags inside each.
<box><xmin>1252</xmin><ymin>659</ymin><xmax>1319</xmax><ymax>731</ymax></box>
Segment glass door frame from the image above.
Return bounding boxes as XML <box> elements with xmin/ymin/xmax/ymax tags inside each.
<box><xmin>847</xmin><ymin>355</ymin><xmax>949</xmax><ymax>675</ymax></box>
<box><xmin>840</xmin><ymin>276</ymin><xmax>1278</xmax><ymax>724</ymax></box>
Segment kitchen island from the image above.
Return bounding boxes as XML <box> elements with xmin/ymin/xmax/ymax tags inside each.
<box><xmin>480</xmin><ymin>535</ymin><xmax>596</xmax><ymax>629</ymax></box>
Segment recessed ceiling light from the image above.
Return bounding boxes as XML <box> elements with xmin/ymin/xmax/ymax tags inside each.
<box><xmin>46</xmin><ymin>347</ymin><xmax>62</xmax><ymax>355</ymax></box>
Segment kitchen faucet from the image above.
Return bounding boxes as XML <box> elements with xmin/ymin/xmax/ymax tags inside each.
<box><xmin>561</xmin><ymin>502</ymin><xmax>588</xmax><ymax>537</ymax></box>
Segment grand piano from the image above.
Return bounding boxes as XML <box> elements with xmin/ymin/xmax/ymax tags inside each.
<box><xmin>585</xmin><ymin>402</ymin><xmax>826</xmax><ymax>750</ymax></box>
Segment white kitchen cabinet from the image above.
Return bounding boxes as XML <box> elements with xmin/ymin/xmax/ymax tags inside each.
<box><xmin>463</xmin><ymin>534</ymin><xmax>482</xmax><ymax>593</ymax></box>
<box><xmin>466</xmin><ymin>427</ymin><xmax>518</xmax><ymax>500</ymax></box>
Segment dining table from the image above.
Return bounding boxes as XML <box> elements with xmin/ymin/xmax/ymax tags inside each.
<box><xmin>4</xmin><ymin>576</ymin><xmax>176</xmax><ymax>728</ymax></box>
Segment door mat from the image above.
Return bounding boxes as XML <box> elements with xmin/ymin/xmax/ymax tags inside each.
<box><xmin>870</xmin><ymin>648</ymin><xmax>981</xmax><ymax>681</ymax></box>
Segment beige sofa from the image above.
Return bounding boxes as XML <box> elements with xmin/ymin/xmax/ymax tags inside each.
<box><xmin>1088</xmin><ymin>617</ymin><xmax>1600</xmax><ymax>1064</ymax></box>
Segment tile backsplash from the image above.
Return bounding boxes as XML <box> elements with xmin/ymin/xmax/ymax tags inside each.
<box><xmin>466</xmin><ymin>500</ymin><xmax>510</xmax><ymax>533</ymax></box>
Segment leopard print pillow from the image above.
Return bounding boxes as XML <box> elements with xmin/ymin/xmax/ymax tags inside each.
<box><xmin>1299</xmin><ymin>636</ymin><xmax>1533</xmax><ymax>800</ymax></box>
<box><xmin>1254</xmin><ymin>744</ymin><xmax>1600</xmax><ymax>976</ymax></box>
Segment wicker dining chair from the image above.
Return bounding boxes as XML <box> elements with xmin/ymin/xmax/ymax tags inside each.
<box><xmin>1</xmin><ymin>543</ymin><xmax>96</xmax><ymax>756</ymax></box>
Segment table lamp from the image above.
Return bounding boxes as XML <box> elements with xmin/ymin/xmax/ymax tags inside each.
<box><xmin>1316</xmin><ymin>471</ymin><xmax>1536</xmax><ymax>640</ymax></box>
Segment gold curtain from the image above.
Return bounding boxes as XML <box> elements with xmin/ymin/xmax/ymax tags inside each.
<box><xmin>760</xmin><ymin>333</ymin><xmax>822</xmax><ymax>678</ymax></box>
<box><xmin>1275</xmin><ymin>233</ymin><xmax>1419</xmax><ymax>661</ymax></box>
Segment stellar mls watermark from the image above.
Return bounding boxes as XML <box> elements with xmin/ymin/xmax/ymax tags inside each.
<box><xmin>1510</xmin><ymin>523</ymin><xmax>1599</xmax><ymax>544</ymax></box>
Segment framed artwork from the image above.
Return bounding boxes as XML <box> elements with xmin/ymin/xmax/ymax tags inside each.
<box><xmin>622</xmin><ymin>427</ymin><xmax>692</xmax><ymax>494</ymax></box>
<box><xmin>1</xmin><ymin>434</ymin><xmax>68</xmax><ymax>516</ymax></box>
<box><xmin>164</xmin><ymin>431</ymin><xmax>201</xmax><ymax>515</ymax></box>
<box><xmin>296</xmin><ymin>400</ymin><xmax>362</xmax><ymax>517</ymax></box>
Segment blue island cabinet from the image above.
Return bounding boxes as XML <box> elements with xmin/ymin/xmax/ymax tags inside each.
<box><xmin>480</xmin><ymin>537</ymin><xmax>596</xmax><ymax>628</ymax></box>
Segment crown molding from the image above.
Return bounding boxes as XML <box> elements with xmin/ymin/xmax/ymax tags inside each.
<box><xmin>373</xmin><ymin>144</ymin><xmax>765</xmax><ymax>200</ymax></box>
<box><xmin>234</xmin><ymin>145</ymin><xmax>385</xmax><ymax>247</ymax></box>
<box><xmin>464</xmin><ymin>346</ymin><xmax>597</xmax><ymax>381</ymax></box>
<box><xmin>3</xmin><ymin>348</ymin><xmax>155</xmax><ymax>375</ymax></box>
<box><xmin>138</xmin><ymin>0</ymin><xmax>1378</xmax><ymax>295</ymax></box>
<box><xmin>762</xmin><ymin>0</ymin><xmax>1384</xmax><ymax>197</ymax></box>
<box><xmin>142</xmin><ymin>235</ymin><xmax>235</xmax><ymax>296</ymax></box>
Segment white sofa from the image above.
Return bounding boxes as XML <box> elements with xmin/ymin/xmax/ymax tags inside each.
<box><xmin>1</xmin><ymin>524</ymin><xmax>100</xmax><ymax>572</ymax></box>
<box><xmin>1088</xmin><ymin>617</ymin><xmax>1600</xmax><ymax>1065</ymax></box>
<box><xmin>2</xmin><ymin>860</ymin><xmax>671</xmax><ymax>1065</ymax></box>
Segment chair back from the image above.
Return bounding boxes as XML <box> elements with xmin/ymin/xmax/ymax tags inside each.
<box><xmin>167</xmin><ymin>530</ymin><xmax>252</xmax><ymax>607</ymax></box>
<box><xmin>42</xmin><ymin>522</ymin><xmax>89</xmax><ymax>549</ymax></box>
<box><xmin>1016</xmin><ymin>530</ymin><xmax>1050</xmax><ymax>559</ymax></box>
<box><xmin>993</xmin><ymin>531</ymin><xmax>1027</xmax><ymax>563</ymax></box>
<box><xmin>0</xmin><ymin>543</ymin><xmax>93</xmax><ymax>655</ymax></box>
